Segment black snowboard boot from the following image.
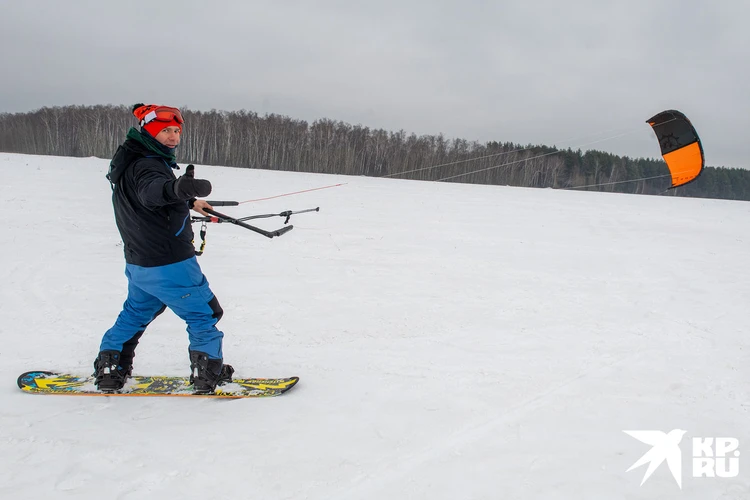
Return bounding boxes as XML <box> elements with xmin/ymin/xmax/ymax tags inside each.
<box><xmin>189</xmin><ymin>350</ymin><xmax>234</xmax><ymax>394</ymax></box>
<box><xmin>93</xmin><ymin>350</ymin><xmax>131</xmax><ymax>392</ymax></box>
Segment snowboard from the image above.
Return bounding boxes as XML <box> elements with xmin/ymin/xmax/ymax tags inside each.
<box><xmin>17</xmin><ymin>371</ymin><xmax>299</xmax><ymax>398</ymax></box>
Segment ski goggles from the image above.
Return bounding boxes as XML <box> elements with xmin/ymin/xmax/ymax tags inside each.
<box><xmin>139</xmin><ymin>106</ymin><xmax>184</xmax><ymax>127</ymax></box>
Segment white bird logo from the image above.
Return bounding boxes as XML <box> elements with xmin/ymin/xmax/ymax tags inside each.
<box><xmin>623</xmin><ymin>429</ymin><xmax>687</xmax><ymax>489</ymax></box>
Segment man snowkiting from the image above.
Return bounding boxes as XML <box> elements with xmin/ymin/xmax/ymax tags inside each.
<box><xmin>94</xmin><ymin>103</ymin><xmax>233</xmax><ymax>394</ymax></box>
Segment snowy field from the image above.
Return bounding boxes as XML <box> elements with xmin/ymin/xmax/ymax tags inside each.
<box><xmin>0</xmin><ymin>152</ymin><xmax>748</xmax><ymax>500</ymax></box>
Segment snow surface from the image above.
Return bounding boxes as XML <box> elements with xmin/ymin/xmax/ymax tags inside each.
<box><xmin>0</xmin><ymin>152</ymin><xmax>748</xmax><ymax>500</ymax></box>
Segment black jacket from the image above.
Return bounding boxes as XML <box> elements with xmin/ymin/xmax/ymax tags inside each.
<box><xmin>106</xmin><ymin>128</ymin><xmax>196</xmax><ymax>267</ymax></box>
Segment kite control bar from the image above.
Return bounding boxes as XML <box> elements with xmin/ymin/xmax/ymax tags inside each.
<box><xmin>202</xmin><ymin>208</ymin><xmax>295</xmax><ymax>239</ymax></box>
<box><xmin>205</xmin><ymin>200</ymin><xmax>239</xmax><ymax>207</ymax></box>
<box><xmin>190</xmin><ymin>202</ymin><xmax>319</xmax><ymax>254</ymax></box>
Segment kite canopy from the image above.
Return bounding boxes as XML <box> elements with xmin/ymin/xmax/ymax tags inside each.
<box><xmin>646</xmin><ymin>110</ymin><xmax>705</xmax><ymax>189</ymax></box>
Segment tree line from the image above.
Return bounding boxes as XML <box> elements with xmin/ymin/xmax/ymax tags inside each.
<box><xmin>0</xmin><ymin>104</ymin><xmax>748</xmax><ymax>201</ymax></box>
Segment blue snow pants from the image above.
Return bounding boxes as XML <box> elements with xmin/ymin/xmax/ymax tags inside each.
<box><xmin>100</xmin><ymin>256</ymin><xmax>224</xmax><ymax>359</ymax></box>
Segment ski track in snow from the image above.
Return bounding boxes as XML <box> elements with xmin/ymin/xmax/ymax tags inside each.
<box><xmin>328</xmin><ymin>350</ymin><xmax>639</xmax><ymax>500</ymax></box>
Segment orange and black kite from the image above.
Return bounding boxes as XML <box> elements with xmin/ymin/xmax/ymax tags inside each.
<box><xmin>646</xmin><ymin>110</ymin><xmax>705</xmax><ymax>189</ymax></box>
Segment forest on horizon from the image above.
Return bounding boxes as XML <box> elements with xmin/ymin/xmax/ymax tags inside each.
<box><xmin>0</xmin><ymin>104</ymin><xmax>748</xmax><ymax>201</ymax></box>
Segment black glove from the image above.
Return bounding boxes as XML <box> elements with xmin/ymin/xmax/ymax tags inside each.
<box><xmin>173</xmin><ymin>164</ymin><xmax>211</xmax><ymax>200</ymax></box>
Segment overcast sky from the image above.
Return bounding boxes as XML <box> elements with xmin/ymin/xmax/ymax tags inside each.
<box><xmin>1</xmin><ymin>0</ymin><xmax>747</xmax><ymax>168</ymax></box>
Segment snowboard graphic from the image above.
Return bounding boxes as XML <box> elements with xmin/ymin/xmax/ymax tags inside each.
<box><xmin>17</xmin><ymin>371</ymin><xmax>299</xmax><ymax>398</ymax></box>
